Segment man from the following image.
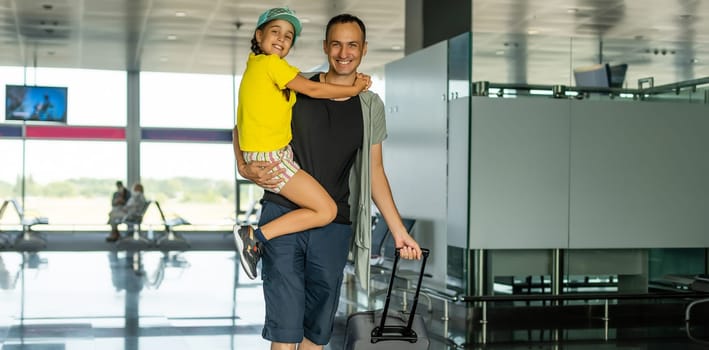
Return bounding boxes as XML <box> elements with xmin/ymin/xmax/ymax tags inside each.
<box><xmin>106</xmin><ymin>180</ymin><xmax>130</xmax><ymax>242</ymax></box>
<box><xmin>233</xmin><ymin>14</ymin><xmax>421</xmax><ymax>350</ymax></box>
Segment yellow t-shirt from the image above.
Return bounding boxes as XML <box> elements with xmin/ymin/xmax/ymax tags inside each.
<box><xmin>237</xmin><ymin>53</ymin><xmax>299</xmax><ymax>152</ymax></box>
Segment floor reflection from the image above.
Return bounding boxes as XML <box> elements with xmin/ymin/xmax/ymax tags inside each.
<box><xmin>0</xmin><ymin>251</ymin><xmax>707</xmax><ymax>349</ymax></box>
<box><xmin>0</xmin><ymin>251</ymin><xmax>268</xmax><ymax>349</ymax></box>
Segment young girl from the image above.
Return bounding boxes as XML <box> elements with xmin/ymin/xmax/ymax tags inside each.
<box><xmin>233</xmin><ymin>7</ymin><xmax>370</xmax><ymax>279</ymax></box>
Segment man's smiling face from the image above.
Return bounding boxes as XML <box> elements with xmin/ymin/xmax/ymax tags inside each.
<box><xmin>323</xmin><ymin>21</ymin><xmax>367</xmax><ymax>77</ymax></box>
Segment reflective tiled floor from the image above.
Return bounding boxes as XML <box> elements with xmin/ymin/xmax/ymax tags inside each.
<box><xmin>1</xmin><ymin>251</ymin><xmax>708</xmax><ymax>349</ymax></box>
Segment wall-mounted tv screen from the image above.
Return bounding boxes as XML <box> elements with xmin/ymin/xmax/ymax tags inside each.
<box><xmin>5</xmin><ymin>85</ymin><xmax>68</xmax><ymax>123</ymax></box>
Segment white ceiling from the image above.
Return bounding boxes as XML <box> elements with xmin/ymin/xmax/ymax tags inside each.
<box><xmin>1</xmin><ymin>0</ymin><xmax>708</xmax><ymax>87</ymax></box>
<box><xmin>0</xmin><ymin>0</ymin><xmax>406</xmax><ymax>75</ymax></box>
<box><xmin>471</xmin><ymin>0</ymin><xmax>709</xmax><ymax>87</ymax></box>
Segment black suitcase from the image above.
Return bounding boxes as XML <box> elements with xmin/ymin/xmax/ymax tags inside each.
<box><xmin>344</xmin><ymin>248</ymin><xmax>430</xmax><ymax>349</ymax></box>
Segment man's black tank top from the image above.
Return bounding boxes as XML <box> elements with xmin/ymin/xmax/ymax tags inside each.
<box><xmin>263</xmin><ymin>74</ymin><xmax>364</xmax><ymax>224</ymax></box>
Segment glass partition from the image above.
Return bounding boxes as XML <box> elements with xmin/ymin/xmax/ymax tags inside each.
<box><xmin>432</xmin><ymin>31</ymin><xmax>709</xmax><ymax>298</ymax></box>
<box><xmin>472</xmin><ymin>33</ymin><xmax>709</xmax><ymax>104</ymax></box>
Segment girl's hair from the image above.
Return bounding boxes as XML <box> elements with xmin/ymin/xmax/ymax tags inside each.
<box><xmin>250</xmin><ymin>34</ymin><xmax>263</xmax><ymax>55</ymax></box>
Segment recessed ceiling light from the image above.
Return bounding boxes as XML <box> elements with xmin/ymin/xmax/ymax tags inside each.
<box><xmin>175</xmin><ymin>11</ymin><xmax>187</xmax><ymax>17</ymax></box>
<box><xmin>495</xmin><ymin>50</ymin><xmax>505</xmax><ymax>55</ymax></box>
<box><xmin>527</xmin><ymin>29</ymin><xmax>539</xmax><ymax>35</ymax></box>
<box><xmin>567</xmin><ymin>8</ymin><xmax>578</xmax><ymax>14</ymax></box>
<box><xmin>160</xmin><ymin>57</ymin><xmax>168</xmax><ymax>62</ymax></box>
<box><xmin>300</xmin><ymin>18</ymin><xmax>311</xmax><ymax>24</ymax></box>
<box><xmin>391</xmin><ymin>45</ymin><xmax>402</xmax><ymax>51</ymax></box>
<box><xmin>167</xmin><ymin>34</ymin><xmax>177</xmax><ymax>40</ymax></box>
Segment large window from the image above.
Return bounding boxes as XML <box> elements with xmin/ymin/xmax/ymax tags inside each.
<box><xmin>22</xmin><ymin>140</ymin><xmax>126</xmax><ymax>227</ymax></box>
<box><xmin>140</xmin><ymin>72</ymin><xmax>236</xmax><ymax>129</ymax></box>
<box><xmin>1</xmin><ymin>66</ymin><xmax>242</xmax><ymax>230</ymax></box>
<box><xmin>0</xmin><ymin>67</ymin><xmax>25</xmax><ymax>118</ymax></box>
<box><xmin>140</xmin><ymin>142</ymin><xmax>235</xmax><ymax>227</ymax></box>
<box><xmin>2</xmin><ymin>67</ymin><xmax>126</xmax><ymax>126</ymax></box>
<box><xmin>0</xmin><ymin>140</ymin><xmax>22</xmax><ymax>201</ymax></box>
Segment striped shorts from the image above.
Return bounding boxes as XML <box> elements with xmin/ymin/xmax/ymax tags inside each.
<box><xmin>242</xmin><ymin>145</ymin><xmax>300</xmax><ymax>193</ymax></box>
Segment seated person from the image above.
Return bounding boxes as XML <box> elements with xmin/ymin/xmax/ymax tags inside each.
<box><xmin>111</xmin><ymin>180</ymin><xmax>131</xmax><ymax>208</ymax></box>
<box><xmin>106</xmin><ymin>183</ymin><xmax>147</xmax><ymax>242</ymax></box>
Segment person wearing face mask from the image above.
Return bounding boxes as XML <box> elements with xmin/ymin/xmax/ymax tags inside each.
<box><xmin>106</xmin><ymin>183</ymin><xmax>147</xmax><ymax>242</ymax></box>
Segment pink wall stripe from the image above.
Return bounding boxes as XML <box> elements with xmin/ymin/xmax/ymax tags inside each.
<box><xmin>25</xmin><ymin>125</ymin><xmax>126</xmax><ymax>140</ymax></box>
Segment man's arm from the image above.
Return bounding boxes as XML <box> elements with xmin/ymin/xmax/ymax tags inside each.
<box><xmin>370</xmin><ymin>143</ymin><xmax>422</xmax><ymax>260</ymax></box>
<box><xmin>232</xmin><ymin>126</ymin><xmax>283</xmax><ymax>188</ymax></box>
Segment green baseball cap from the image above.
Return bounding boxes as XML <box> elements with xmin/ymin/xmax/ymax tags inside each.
<box><xmin>256</xmin><ymin>7</ymin><xmax>302</xmax><ymax>44</ymax></box>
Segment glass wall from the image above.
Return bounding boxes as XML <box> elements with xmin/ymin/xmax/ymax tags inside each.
<box><xmin>1</xmin><ymin>66</ymin><xmax>242</xmax><ymax>229</ymax></box>
<box><xmin>140</xmin><ymin>142</ymin><xmax>235</xmax><ymax>228</ymax></box>
<box><xmin>1</xmin><ymin>67</ymin><xmax>128</xmax><ymax>228</ymax></box>
<box><xmin>472</xmin><ymin>33</ymin><xmax>709</xmax><ymax>92</ymax></box>
<box><xmin>2</xmin><ymin>67</ymin><xmax>126</xmax><ymax>126</ymax></box>
<box><xmin>140</xmin><ymin>72</ymin><xmax>236</xmax><ymax>129</ymax></box>
<box><xmin>0</xmin><ymin>140</ymin><xmax>22</xmax><ymax>223</ymax></box>
<box><xmin>22</xmin><ymin>140</ymin><xmax>126</xmax><ymax>227</ymax></box>
<box><xmin>35</xmin><ymin>68</ymin><xmax>127</xmax><ymax>126</ymax></box>
<box><xmin>387</xmin><ymin>31</ymin><xmax>709</xmax><ymax>297</ymax></box>
<box><xmin>139</xmin><ymin>71</ymin><xmax>238</xmax><ymax>228</ymax></box>
<box><xmin>0</xmin><ymin>66</ymin><xmax>25</xmax><ymax>105</ymax></box>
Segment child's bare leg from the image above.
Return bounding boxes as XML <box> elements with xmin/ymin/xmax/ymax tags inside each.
<box><xmin>259</xmin><ymin>170</ymin><xmax>336</xmax><ymax>239</ymax></box>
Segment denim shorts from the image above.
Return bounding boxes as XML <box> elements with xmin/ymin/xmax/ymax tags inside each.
<box><xmin>259</xmin><ymin>201</ymin><xmax>352</xmax><ymax>345</ymax></box>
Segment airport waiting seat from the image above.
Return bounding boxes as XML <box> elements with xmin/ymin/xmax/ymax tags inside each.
<box><xmin>14</xmin><ymin>216</ymin><xmax>49</xmax><ymax>251</ymax></box>
<box><xmin>0</xmin><ymin>234</ymin><xmax>9</xmax><ymax>249</ymax></box>
<box><xmin>153</xmin><ymin>201</ymin><xmax>191</xmax><ymax>251</ymax></box>
<box><xmin>0</xmin><ymin>228</ymin><xmax>10</xmax><ymax>250</ymax></box>
<box><xmin>0</xmin><ymin>199</ymin><xmax>48</xmax><ymax>251</ymax></box>
<box><xmin>115</xmin><ymin>200</ymin><xmax>153</xmax><ymax>251</ymax></box>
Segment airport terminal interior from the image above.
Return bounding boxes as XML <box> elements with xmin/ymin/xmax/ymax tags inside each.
<box><xmin>2</xmin><ymin>0</ymin><xmax>709</xmax><ymax>349</ymax></box>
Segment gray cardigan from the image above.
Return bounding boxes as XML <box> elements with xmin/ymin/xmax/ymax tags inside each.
<box><xmin>349</xmin><ymin>90</ymin><xmax>387</xmax><ymax>292</ymax></box>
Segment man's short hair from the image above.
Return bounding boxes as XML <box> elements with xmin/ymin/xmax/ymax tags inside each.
<box><xmin>325</xmin><ymin>13</ymin><xmax>366</xmax><ymax>42</ymax></box>
<box><xmin>116</xmin><ymin>181</ymin><xmax>123</xmax><ymax>186</ymax></box>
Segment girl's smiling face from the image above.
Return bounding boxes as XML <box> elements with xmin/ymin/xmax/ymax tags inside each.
<box><xmin>256</xmin><ymin>19</ymin><xmax>295</xmax><ymax>58</ymax></box>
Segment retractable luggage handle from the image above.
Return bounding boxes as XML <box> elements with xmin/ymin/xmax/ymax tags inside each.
<box><xmin>371</xmin><ymin>248</ymin><xmax>430</xmax><ymax>343</ymax></box>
